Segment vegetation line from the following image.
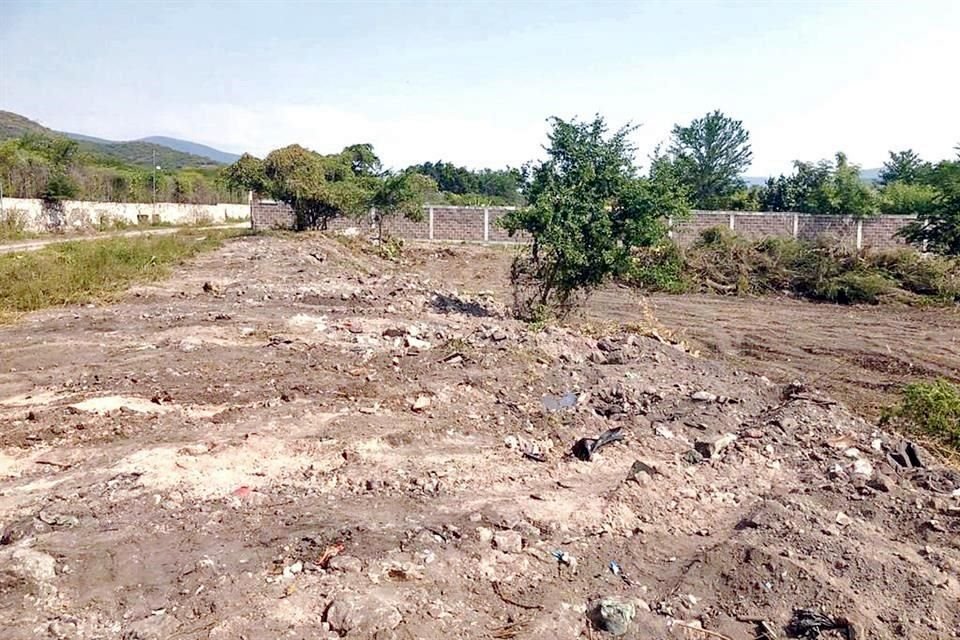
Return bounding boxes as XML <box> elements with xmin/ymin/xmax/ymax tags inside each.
<box><xmin>0</xmin><ymin>228</ymin><xmax>247</xmax><ymax>322</ymax></box>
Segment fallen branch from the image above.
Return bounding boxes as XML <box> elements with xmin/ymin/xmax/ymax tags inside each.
<box><xmin>674</xmin><ymin>622</ymin><xmax>736</xmax><ymax>640</ymax></box>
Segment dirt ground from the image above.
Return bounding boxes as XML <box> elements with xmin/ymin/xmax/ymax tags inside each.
<box><xmin>1</xmin><ymin>235</ymin><xmax>959</xmax><ymax>640</ymax></box>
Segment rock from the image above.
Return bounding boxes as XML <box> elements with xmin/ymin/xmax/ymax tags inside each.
<box><xmin>867</xmin><ymin>474</ymin><xmax>893</xmax><ymax>492</ymax></box>
<box><xmin>477</xmin><ymin>527</ymin><xmax>494</xmax><ymax>544</ymax></box>
<box><xmin>47</xmin><ymin>618</ymin><xmax>78</xmax><ymax>639</ymax></box>
<box><xmin>682</xmin><ymin>449</ymin><xmax>704</xmax><ymax>465</ymax></box>
<box><xmin>405</xmin><ymin>335</ymin><xmax>432</xmax><ymax>350</ymax></box>
<box><xmin>1</xmin><ymin>517</ymin><xmax>52</xmax><ymax>545</ymax></box>
<box><xmin>325</xmin><ymin>594</ymin><xmax>403</xmax><ymax>636</ymax></box>
<box><xmin>851</xmin><ymin>458</ymin><xmax>874</xmax><ymax>478</ymax></box>
<box><xmin>4</xmin><ymin>547</ymin><xmax>57</xmax><ymax>600</ymax></box>
<box><xmin>327</xmin><ymin>554</ymin><xmax>363</xmax><ymax>573</ymax></box>
<box><xmin>627</xmin><ymin>459</ymin><xmax>660</xmax><ymax>483</ymax></box>
<box><xmin>694</xmin><ymin>433</ymin><xmax>738</xmax><ymax>459</ymax></box>
<box><xmin>493</xmin><ymin>530</ymin><xmax>522</xmax><ymax>553</ymax></box>
<box><xmin>836</xmin><ymin>511</ymin><xmax>852</xmax><ymax>527</ymax></box>
<box><xmin>178</xmin><ymin>338</ymin><xmax>203</xmax><ymax>352</ymax></box>
<box><xmin>411</xmin><ymin>395</ymin><xmax>431</xmax><ymax>411</ymax></box>
<box><xmin>382</xmin><ymin>327</ymin><xmax>406</xmax><ymax>338</ymax></box>
<box><xmin>589</xmin><ymin>596</ymin><xmax>636</xmax><ymax>636</ymax></box>
<box><xmin>690</xmin><ymin>391</ymin><xmax>717</xmax><ymax>402</ymax></box>
<box><xmin>37</xmin><ymin>510</ymin><xmax>79</xmax><ymax>528</ymax></box>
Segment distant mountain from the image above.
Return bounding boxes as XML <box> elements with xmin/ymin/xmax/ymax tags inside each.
<box><xmin>0</xmin><ymin>110</ymin><xmax>231</xmax><ymax>169</ymax></box>
<box><xmin>0</xmin><ymin>110</ymin><xmax>49</xmax><ymax>139</ymax></box>
<box><xmin>140</xmin><ymin>136</ymin><xmax>240</xmax><ymax>164</ymax></box>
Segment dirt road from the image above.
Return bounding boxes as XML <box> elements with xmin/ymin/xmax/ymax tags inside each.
<box><xmin>1</xmin><ymin>236</ymin><xmax>958</xmax><ymax>639</ymax></box>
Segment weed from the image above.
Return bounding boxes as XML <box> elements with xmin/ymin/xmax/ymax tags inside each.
<box><xmin>883</xmin><ymin>379</ymin><xmax>960</xmax><ymax>450</ymax></box>
<box><xmin>0</xmin><ymin>229</ymin><xmax>247</xmax><ymax>320</ymax></box>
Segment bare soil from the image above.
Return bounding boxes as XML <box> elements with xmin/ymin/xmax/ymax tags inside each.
<box><xmin>1</xmin><ymin>236</ymin><xmax>958</xmax><ymax>640</ymax></box>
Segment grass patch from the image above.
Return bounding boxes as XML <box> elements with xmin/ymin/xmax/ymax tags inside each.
<box><xmin>627</xmin><ymin>227</ymin><xmax>960</xmax><ymax>305</ymax></box>
<box><xmin>883</xmin><ymin>379</ymin><xmax>960</xmax><ymax>453</ymax></box>
<box><xmin>0</xmin><ymin>228</ymin><xmax>247</xmax><ymax>321</ymax></box>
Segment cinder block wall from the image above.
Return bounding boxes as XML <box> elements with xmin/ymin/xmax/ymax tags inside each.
<box><xmin>249</xmin><ymin>197</ymin><xmax>917</xmax><ymax>250</ymax></box>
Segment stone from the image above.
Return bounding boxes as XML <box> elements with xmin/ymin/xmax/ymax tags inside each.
<box><xmin>1</xmin><ymin>517</ymin><xmax>52</xmax><ymax>545</ymax></box>
<box><xmin>694</xmin><ymin>433</ymin><xmax>738</xmax><ymax>459</ymax></box>
<box><xmin>589</xmin><ymin>596</ymin><xmax>636</xmax><ymax>636</ymax></box>
<box><xmin>682</xmin><ymin>449</ymin><xmax>704</xmax><ymax>465</ymax></box>
<box><xmin>836</xmin><ymin>511</ymin><xmax>852</xmax><ymax>527</ymax></box>
<box><xmin>327</xmin><ymin>555</ymin><xmax>363</xmax><ymax>573</ymax></box>
<box><xmin>690</xmin><ymin>391</ymin><xmax>717</xmax><ymax>402</ymax></box>
<box><xmin>325</xmin><ymin>594</ymin><xmax>403</xmax><ymax>636</ymax></box>
<box><xmin>405</xmin><ymin>335</ymin><xmax>432</xmax><ymax>350</ymax></box>
<box><xmin>477</xmin><ymin>527</ymin><xmax>494</xmax><ymax>544</ymax></box>
<box><xmin>492</xmin><ymin>530</ymin><xmax>522</xmax><ymax>553</ymax></box>
<box><xmin>411</xmin><ymin>395</ymin><xmax>431</xmax><ymax>411</ymax></box>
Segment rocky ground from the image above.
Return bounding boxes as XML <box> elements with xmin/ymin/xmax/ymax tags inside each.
<box><xmin>1</xmin><ymin>234</ymin><xmax>958</xmax><ymax>639</ymax></box>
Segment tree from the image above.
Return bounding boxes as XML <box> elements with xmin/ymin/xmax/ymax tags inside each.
<box><xmin>879</xmin><ymin>149</ymin><xmax>929</xmax><ymax>185</ymax></box>
<box><xmin>758</xmin><ymin>153</ymin><xmax>877</xmax><ymax>216</ymax></box>
<box><xmin>238</xmin><ymin>144</ymin><xmax>375</xmax><ymax>230</ymax></box>
<box><xmin>899</xmin><ymin>159</ymin><xmax>960</xmax><ymax>255</ymax></box>
<box><xmin>499</xmin><ymin>116</ymin><xmax>687</xmax><ymax>319</ymax></box>
<box><xmin>370</xmin><ymin>172</ymin><xmax>436</xmax><ymax>243</ymax></box>
<box><xmin>668</xmin><ymin>110</ymin><xmax>752</xmax><ymax>209</ymax></box>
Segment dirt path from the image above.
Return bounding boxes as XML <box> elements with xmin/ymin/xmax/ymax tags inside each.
<box><xmin>0</xmin><ymin>222</ymin><xmax>248</xmax><ymax>255</ymax></box>
<box><xmin>0</xmin><ymin>237</ymin><xmax>958</xmax><ymax>639</ymax></box>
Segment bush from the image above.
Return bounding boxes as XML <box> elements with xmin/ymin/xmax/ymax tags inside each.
<box><xmin>878</xmin><ymin>181</ymin><xmax>939</xmax><ymax>215</ymax></box>
<box><xmin>884</xmin><ymin>379</ymin><xmax>960</xmax><ymax>449</ymax></box>
<box><xmin>628</xmin><ymin>227</ymin><xmax>960</xmax><ymax>305</ymax></box>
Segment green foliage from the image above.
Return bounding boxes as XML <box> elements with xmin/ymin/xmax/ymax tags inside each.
<box><xmin>499</xmin><ymin>115</ymin><xmax>687</xmax><ymax>318</ymax></box>
<box><xmin>628</xmin><ymin>242</ymin><xmax>689</xmax><ymax>293</ymax></box>
<box><xmin>667</xmin><ymin>110</ymin><xmax>753</xmax><ymax>209</ymax></box>
<box><xmin>0</xmin><ymin>229</ymin><xmax>246</xmax><ymax>320</ymax></box>
<box><xmin>879</xmin><ymin>149</ymin><xmax>930</xmax><ymax>185</ymax></box>
<box><xmin>629</xmin><ymin>228</ymin><xmax>960</xmax><ymax>304</ymax></box>
<box><xmin>0</xmin><ymin>133</ymin><xmax>242</xmax><ymax>204</ymax></box>
<box><xmin>878</xmin><ymin>181</ymin><xmax>939</xmax><ymax>215</ymax></box>
<box><xmin>405</xmin><ymin>160</ymin><xmax>522</xmax><ymax>204</ymax></box>
<box><xmin>370</xmin><ymin>172</ymin><xmax>436</xmax><ymax>242</ymax></box>
<box><xmin>898</xmin><ymin>159</ymin><xmax>960</xmax><ymax>255</ymax></box>
<box><xmin>759</xmin><ymin>153</ymin><xmax>877</xmax><ymax>216</ymax></box>
<box><xmin>883</xmin><ymin>379</ymin><xmax>960</xmax><ymax>449</ymax></box>
<box><xmin>260</xmin><ymin>144</ymin><xmax>375</xmax><ymax>230</ymax></box>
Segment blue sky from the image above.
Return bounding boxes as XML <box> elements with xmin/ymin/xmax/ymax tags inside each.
<box><xmin>1</xmin><ymin>0</ymin><xmax>958</xmax><ymax>175</ymax></box>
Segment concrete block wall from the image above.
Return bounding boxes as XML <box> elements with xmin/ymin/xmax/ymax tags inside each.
<box><xmin>249</xmin><ymin>197</ymin><xmax>917</xmax><ymax>250</ymax></box>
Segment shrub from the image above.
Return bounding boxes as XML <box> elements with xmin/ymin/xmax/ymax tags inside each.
<box><xmin>883</xmin><ymin>379</ymin><xmax>960</xmax><ymax>449</ymax></box>
<box><xmin>628</xmin><ymin>227</ymin><xmax>960</xmax><ymax>305</ymax></box>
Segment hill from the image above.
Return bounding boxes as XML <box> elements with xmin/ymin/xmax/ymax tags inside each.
<box><xmin>0</xmin><ymin>110</ymin><xmax>225</xmax><ymax>169</ymax></box>
<box><xmin>140</xmin><ymin>136</ymin><xmax>240</xmax><ymax>164</ymax></box>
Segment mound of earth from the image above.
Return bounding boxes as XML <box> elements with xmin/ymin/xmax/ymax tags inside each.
<box><xmin>0</xmin><ymin>235</ymin><xmax>957</xmax><ymax>639</ymax></box>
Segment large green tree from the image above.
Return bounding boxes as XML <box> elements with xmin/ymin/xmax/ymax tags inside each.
<box><xmin>668</xmin><ymin>110</ymin><xmax>753</xmax><ymax>209</ymax></box>
<box><xmin>759</xmin><ymin>153</ymin><xmax>877</xmax><ymax>216</ymax></box>
<box><xmin>879</xmin><ymin>149</ymin><xmax>930</xmax><ymax>185</ymax></box>
<box><xmin>499</xmin><ymin>116</ymin><xmax>687</xmax><ymax>319</ymax></box>
<box><xmin>899</xmin><ymin>159</ymin><xmax>960</xmax><ymax>255</ymax></box>
<box><xmin>224</xmin><ymin>143</ymin><xmax>428</xmax><ymax>233</ymax></box>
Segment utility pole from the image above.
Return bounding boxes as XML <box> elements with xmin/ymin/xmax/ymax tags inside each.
<box><xmin>152</xmin><ymin>149</ymin><xmax>157</xmax><ymax>206</ymax></box>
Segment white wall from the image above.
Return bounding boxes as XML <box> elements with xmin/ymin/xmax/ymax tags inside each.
<box><xmin>0</xmin><ymin>197</ymin><xmax>249</xmax><ymax>233</ymax></box>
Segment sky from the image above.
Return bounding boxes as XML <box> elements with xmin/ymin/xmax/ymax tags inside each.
<box><xmin>1</xmin><ymin>0</ymin><xmax>958</xmax><ymax>176</ymax></box>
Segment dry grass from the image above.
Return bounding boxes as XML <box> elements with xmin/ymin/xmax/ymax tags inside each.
<box><xmin>0</xmin><ymin>228</ymin><xmax>247</xmax><ymax>322</ymax></box>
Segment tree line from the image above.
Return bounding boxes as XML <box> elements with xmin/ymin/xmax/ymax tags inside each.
<box><xmin>0</xmin><ymin>133</ymin><xmax>246</xmax><ymax>204</ymax></box>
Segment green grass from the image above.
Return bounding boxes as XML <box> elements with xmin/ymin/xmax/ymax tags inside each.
<box><xmin>0</xmin><ymin>229</ymin><xmax>247</xmax><ymax>321</ymax></box>
<box><xmin>883</xmin><ymin>379</ymin><xmax>960</xmax><ymax>452</ymax></box>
